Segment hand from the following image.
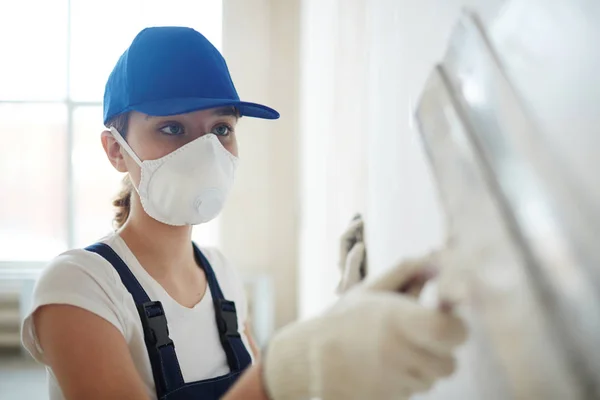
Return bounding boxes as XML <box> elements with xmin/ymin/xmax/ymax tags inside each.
<box><xmin>337</xmin><ymin>214</ymin><xmax>367</xmax><ymax>294</ymax></box>
<box><xmin>263</xmin><ymin>252</ymin><xmax>467</xmax><ymax>400</ymax></box>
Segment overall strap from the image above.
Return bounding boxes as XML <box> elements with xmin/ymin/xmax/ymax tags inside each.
<box><xmin>193</xmin><ymin>244</ymin><xmax>252</xmax><ymax>373</ymax></box>
<box><xmin>86</xmin><ymin>243</ymin><xmax>184</xmax><ymax>399</ymax></box>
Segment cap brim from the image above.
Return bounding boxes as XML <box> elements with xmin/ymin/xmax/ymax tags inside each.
<box><xmin>129</xmin><ymin>97</ymin><xmax>280</xmax><ymax>120</ymax></box>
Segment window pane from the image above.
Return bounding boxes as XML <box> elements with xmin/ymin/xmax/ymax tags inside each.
<box><xmin>69</xmin><ymin>0</ymin><xmax>146</xmax><ymax>103</ymax></box>
<box><xmin>69</xmin><ymin>0</ymin><xmax>223</xmax><ymax>102</ymax></box>
<box><xmin>0</xmin><ymin>104</ymin><xmax>68</xmax><ymax>261</ymax></box>
<box><xmin>72</xmin><ymin>106</ymin><xmax>123</xmax><ymax>247</ymax></box>
<box><xmin>0</xmin><ymin>0</ymin><xmax>68</xmax><ymax>101</ymax></box>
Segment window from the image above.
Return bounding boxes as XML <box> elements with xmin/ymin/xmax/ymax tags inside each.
<box><xmin>0</xmin><ymin>0</ymin><xmax>223</xmax><ymax>262</ymax></box>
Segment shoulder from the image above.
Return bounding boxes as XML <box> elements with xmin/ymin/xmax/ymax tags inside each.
<box><xmin>34</xmin><ymin>248</ymin><xmax>120</xmax><ymax>297</ymax></box>
<box><xmin>22</xmin><ymin>240</ymin><xmax>131</xmax><ymax>362</ymax></box>
<box><xmin>31</xmin><ymin>233</ymin><xmax>135</xmax><ymax>319</ymax></box>
<box><xmin>32</xmin><ymin>242</ymin><xmax>124</xmax><ymax>306</ymax></box>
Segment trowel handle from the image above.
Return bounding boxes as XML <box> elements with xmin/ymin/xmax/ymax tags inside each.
<box><xmin>397</xmin><ymin>250</ymin><xmax>455</xmax><ymax>313</ymax></box>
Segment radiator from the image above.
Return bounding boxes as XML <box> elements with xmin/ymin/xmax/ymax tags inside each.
<box><xmin>0</xmin><ymin>267</ymin><xmax>43</xmax><ymax>353</ymax></box>
<box><xmin>0</xmin><ymin>286</ymin><xmax>25</xmax><ymax>351</ymax></box>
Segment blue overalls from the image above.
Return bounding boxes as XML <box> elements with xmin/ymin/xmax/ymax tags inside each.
<box><xmin>86</xmin><ymin>242</ymin><xmax>252</xmax><ymax>399</ymax></box>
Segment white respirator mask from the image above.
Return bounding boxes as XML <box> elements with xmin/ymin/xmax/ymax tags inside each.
<box><xmin>110</xmin><ymin>127</ymin><xmax>238</xmax><ymax>226</ymax></box>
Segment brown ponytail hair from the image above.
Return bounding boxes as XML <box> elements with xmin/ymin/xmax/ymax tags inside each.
<box><xmin>106</xmin><ymin>112</ymin><xmax>132</xmax><ymax>229</ymax></box>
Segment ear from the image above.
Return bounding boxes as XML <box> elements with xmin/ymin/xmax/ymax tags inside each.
<box><xmin>101</xmin><ymin>130</ymin><xmax>129</xmax><ymax>173</ymax></box>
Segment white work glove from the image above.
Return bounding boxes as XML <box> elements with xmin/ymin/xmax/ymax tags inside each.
<box><xmin>263</xmin><ymin>253</ymin><xmax>467</xmax><ymax>400</ymax></box>
<box><xmin>337</xmin><ymin>215</ymin><xmax>367</xmax><ymax>294</ymax></box>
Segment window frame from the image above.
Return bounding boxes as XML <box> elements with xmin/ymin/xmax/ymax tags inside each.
<box><xmin>0</xmin><ymin>0</ymin><xmax>102</xmax><ymax>265</ymax></box>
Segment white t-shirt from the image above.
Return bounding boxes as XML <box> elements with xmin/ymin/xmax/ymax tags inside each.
<box><xmin>21</xmin><ymin>232</ymin><xmax>252</xmax><ymax>400</ymax></box>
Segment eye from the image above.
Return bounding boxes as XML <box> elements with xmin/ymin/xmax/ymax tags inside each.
<box><xmin>211</xmin><ymin>123</ymin><xmax>232</xmax><ymax>137</ymax></box>
<box><xmin>159</xmin><ymin>123</ymin><xmax>185</xmax><ymax>136</ymax></box>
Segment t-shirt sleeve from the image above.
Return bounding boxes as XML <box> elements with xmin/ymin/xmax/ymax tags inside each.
<box><xmin>21</xmin><ymin>249</ymin><xmax>128</xmax><ymax>364</ymax></box>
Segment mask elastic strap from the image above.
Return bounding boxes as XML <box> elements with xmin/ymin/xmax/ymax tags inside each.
<box><xmin>109</xmin><ymin>127</ymin><xmax>143</xmax><ymax>166</ymax></box>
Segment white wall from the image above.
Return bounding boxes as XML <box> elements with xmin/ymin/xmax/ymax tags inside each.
<box><xmin>364</xmin><ymin>0</ymin><xmax>506</xmax><ymax>273</ymax></box>
<box><xmin>221</xmin><ymin>0</ymin><xmax>300</xmax><ymax>329</ymax></box>
<box><xmin>298</xmin><ymin>0</ymin><xmax>370</xmax><ymax>318</ymax></box>
<box><xmin>297</xmin><ymin>0</ymin><xmax>506</xmax><ymax>319</ymax></box>
<box><xmin>223</xmin><ymin>0</ymin><xmax>369</xmax><ymax>325</ymax></box>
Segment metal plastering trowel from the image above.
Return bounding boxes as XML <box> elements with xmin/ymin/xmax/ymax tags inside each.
<box><xmin>414</xmin><ymin>9</ymin><xmax>600</xmax><ymax>400</ymax></box>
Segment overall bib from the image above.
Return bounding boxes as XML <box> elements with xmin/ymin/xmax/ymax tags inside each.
<box><xmin>86</xmin><ymin>242</ymin><xmax>252</xmax><ymax>399</ymax></box>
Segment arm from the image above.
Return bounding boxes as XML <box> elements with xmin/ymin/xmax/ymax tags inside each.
<box><xmin>245</xmin><ymin>321</ymin><xmax>261</xmax><ymax>361</ymax></box>
<box><xmin>34</xmin><ymin>304</ymin><xmax>149</xmax><ymax>400</ymax></box>
<box><xmin>225</xmin><ymin>254</ymin><xmax>466</xmax><ymax>400</ymax></box>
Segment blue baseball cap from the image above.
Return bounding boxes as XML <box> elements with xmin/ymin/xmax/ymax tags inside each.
<box><xmin>103</xmin><ymin>26</ymin><xmax>280</xmax><ymax>125</ymax></box>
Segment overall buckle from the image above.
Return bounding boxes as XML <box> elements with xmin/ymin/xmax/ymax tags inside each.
<box><xmin>138</xmin><ymin>301</ymin><xmax>174</xmax><ymax>349</ymax></box>
<box><xmin>216</xmin><ymin>299</ymin><xmax>240</xmax><ymax>338</ymax></box>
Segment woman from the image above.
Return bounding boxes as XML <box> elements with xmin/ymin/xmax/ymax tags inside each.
<box><xmin>21</xmin><ymin>26</ymin><xmax>466</xmax><ymax>400</ymax></box>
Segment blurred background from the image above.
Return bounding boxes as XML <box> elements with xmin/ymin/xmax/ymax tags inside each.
<box><xmin>0</xmin><ymin>0</ymin><xmax>508</xmax><ymax>398</ymax></box>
